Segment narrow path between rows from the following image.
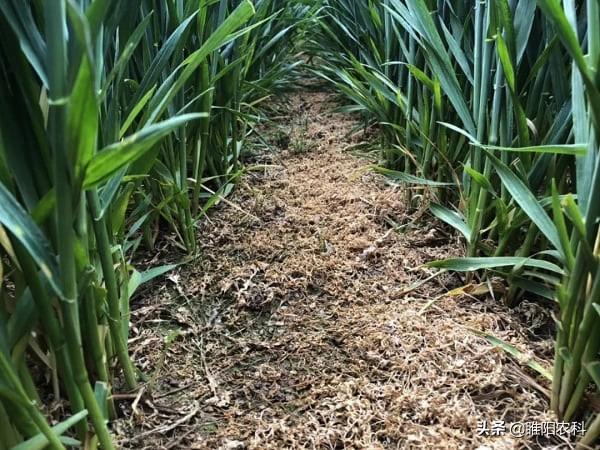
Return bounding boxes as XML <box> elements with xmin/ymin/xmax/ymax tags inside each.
<box><xmin>117</xmin><ymin>87</ymin><xmax>553</xmax><ymax>449</ymax></box>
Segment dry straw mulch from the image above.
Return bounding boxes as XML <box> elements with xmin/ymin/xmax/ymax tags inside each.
<box><xmin>115</xmin><ymin>87</ymin><xmax>559</xmax><ymax>449</ymax></box>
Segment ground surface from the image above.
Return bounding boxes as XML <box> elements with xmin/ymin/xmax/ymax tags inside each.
<box><xmin>115</xmin><ymin>86</ymin><xmax>559</xmax><ymax>449</ymax></box>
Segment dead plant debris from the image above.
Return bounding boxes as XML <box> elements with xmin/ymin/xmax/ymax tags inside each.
<box><xmin>115</xmin><ymin>89</ymin><xmax>558</xmax><ymax>450</ymax></box>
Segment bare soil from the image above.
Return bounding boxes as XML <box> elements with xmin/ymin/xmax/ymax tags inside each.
<box><xmin>115</xmin><ymin>87</ymin><xmax>558</xmax><ymax>449</ymax></box>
